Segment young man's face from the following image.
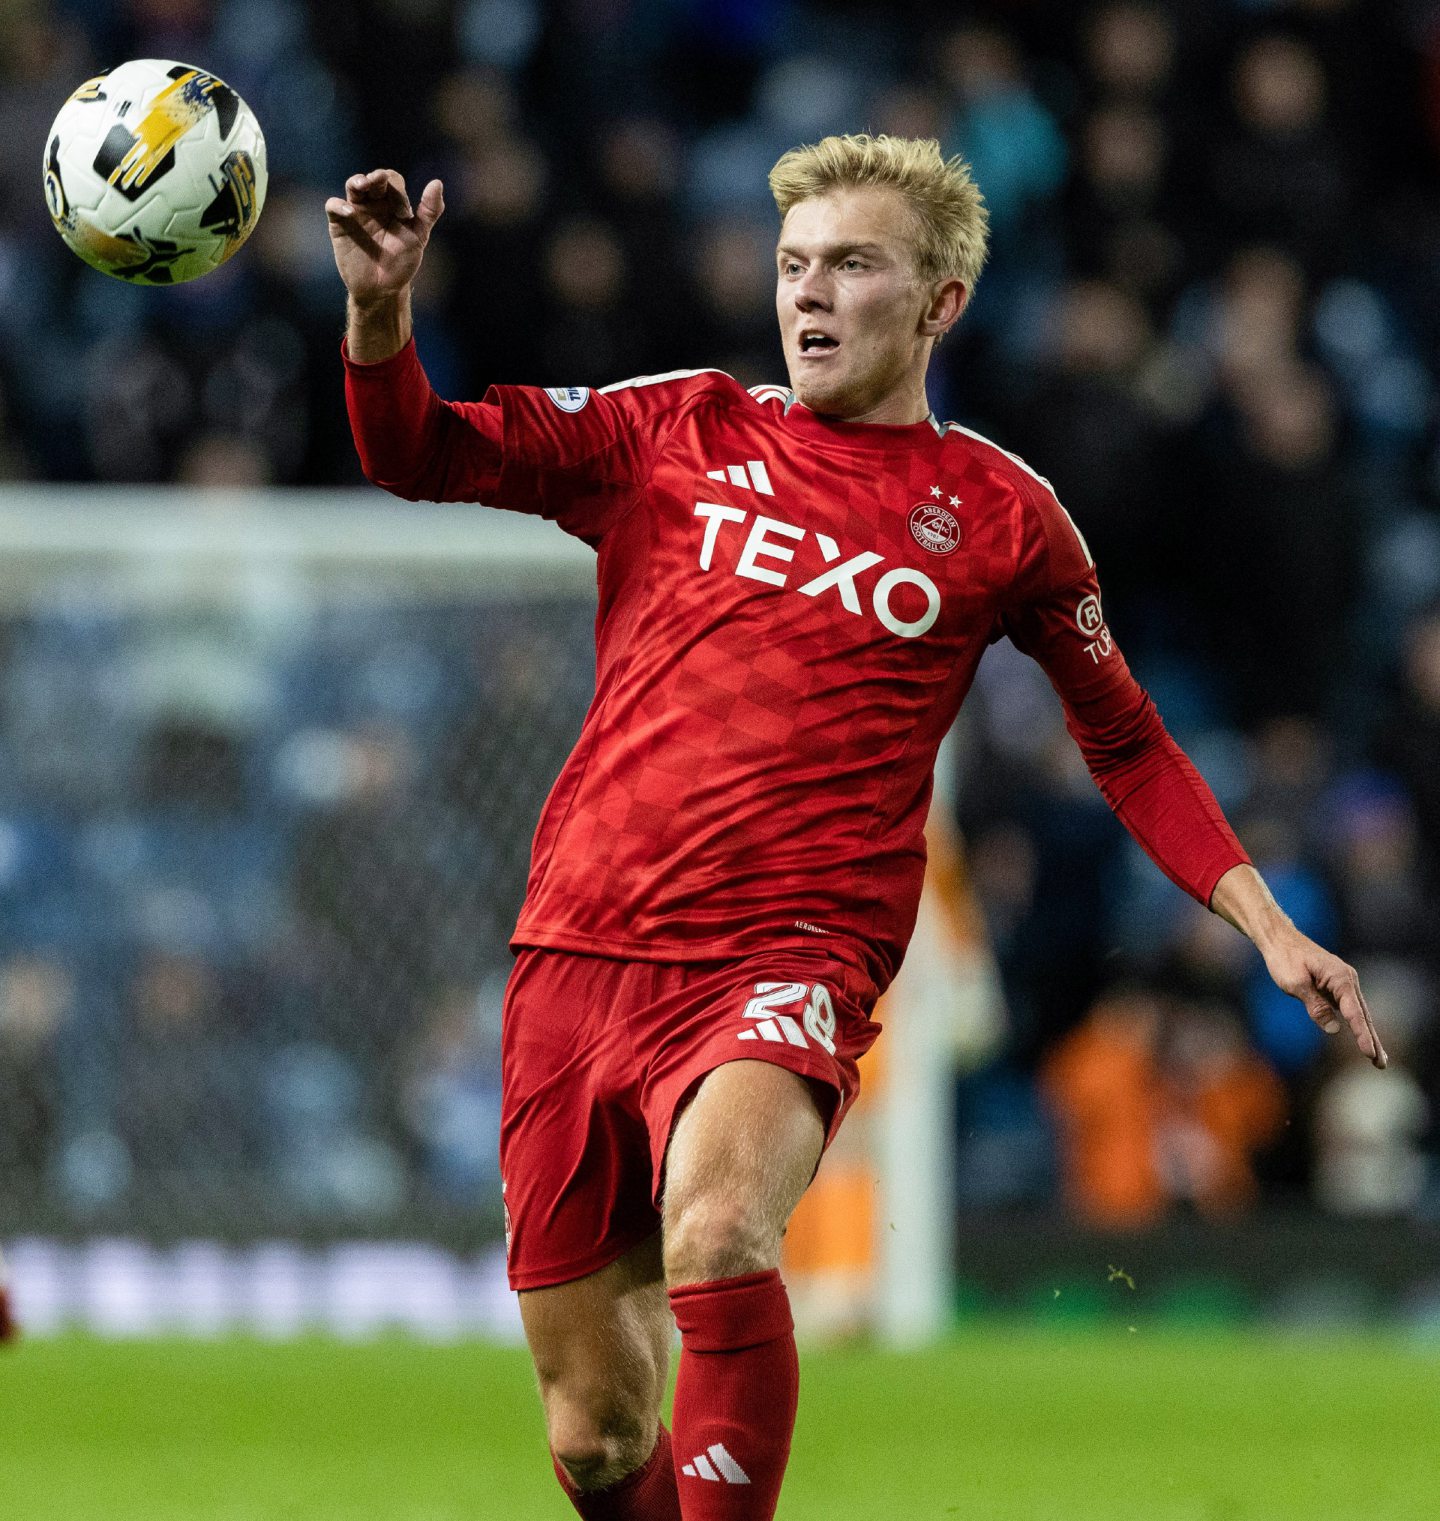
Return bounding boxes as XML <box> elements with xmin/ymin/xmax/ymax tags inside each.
<box><xmin>775</xmin><ymin>185</ymin><xmax>948</xmax><ymax>422</ymax></box>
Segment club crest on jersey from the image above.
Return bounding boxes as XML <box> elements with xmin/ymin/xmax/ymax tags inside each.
<box><xmin>544</xmin><ymin>385</ymin><xmax>590</xmax><ymax>412</ymax></box>
<box><xmin>909</xmin><ymin>501</ymin><xmax>961</xmax><ymax>556</ymax></box>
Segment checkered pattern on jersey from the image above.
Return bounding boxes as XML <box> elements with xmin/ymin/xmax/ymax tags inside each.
<box><xmin>508</xmin><ymin>375</ymin><xmax>1075</xmax><ymax>989</ymax></box>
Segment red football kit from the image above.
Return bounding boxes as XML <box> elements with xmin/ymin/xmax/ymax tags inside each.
<box><xmin>344</xmin><ymin>341</ymin><xmax>1249</xmax><ymax>1290</ymax></box>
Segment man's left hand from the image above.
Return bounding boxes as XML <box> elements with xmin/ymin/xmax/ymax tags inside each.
<box><xmin>1257</xmin><ymin>924</ymin><xmax>1387</xmax><ymax>1069</ymax></box>
<box><xmin>1210</xmin><ymin>862</ymin><xmax>1387</xmax><ymax>1069</ymax></box>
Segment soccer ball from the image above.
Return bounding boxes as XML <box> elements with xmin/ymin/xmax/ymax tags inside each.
<box><xmin>42</xmin><ymin>59</ymin><xmax>268</xmax><ymax>286</ymax></box>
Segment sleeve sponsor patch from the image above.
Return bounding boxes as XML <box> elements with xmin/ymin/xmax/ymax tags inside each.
<box><xmin>1075</xmin><ymin>592</ymin><xmax>1105</xmax><ymax>637</ymax></box>
<box><xmin>544</xmin><ymin>385</ymin><xmax>590</xmax><ymax>412</ymax></box>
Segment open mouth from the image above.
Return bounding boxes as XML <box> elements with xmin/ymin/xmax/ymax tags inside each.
<box><xmin>799</xmin><ymin>332</ymin><xmax>839</xmax><ymax>355</ymax></box>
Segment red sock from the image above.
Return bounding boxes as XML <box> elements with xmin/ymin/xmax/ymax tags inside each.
<box><xmin>0</xmin><ymin>1252</ymin><xmax>17</xmax><ymax>1344</ymax></box>
<box><xmin>553</xmin><ymin>1423</ymin><xmax>681</xmax><ymax>1520</ymax></box>
<box><xmin>668</xmin><ymin>1270</ymin><xmax>798</xmax><ymax>1520</ymax></box>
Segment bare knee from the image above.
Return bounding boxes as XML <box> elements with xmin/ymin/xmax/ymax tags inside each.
<box><xmin>662</xmin><ymin>1064</ymin><xmax>825</xmax><ymax>1287</ymax></box>
<box><xmin>520</xmin><ymin>1238</ymin><xmax>669</xmax><ymax>1491</ymax></box>
<box><xmin>663</xmin><ymin>1191</ymin><xmax>777</xmax><ymax>1286</ymax></box>
<box><xmin>543</xmin><ymin>1378</ymin><xmax>658</xmax><ymax>1492</ymax></box>
<box><xmin>533</xmin><ymin>1328</ymin><xmax>666</xmax><ymax>1490</ymax></box>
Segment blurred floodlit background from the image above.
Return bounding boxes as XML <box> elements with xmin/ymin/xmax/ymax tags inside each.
<box><xmin>0</xmin><ymin>0</ymin><xmax>1439</xmax><ymax>1345</ymax></box>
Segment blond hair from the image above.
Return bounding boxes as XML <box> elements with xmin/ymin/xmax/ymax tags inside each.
<box><xmin>768</xmin><ymin>133</ymin><xmax>989</xmax><ymax>294</ymax></box>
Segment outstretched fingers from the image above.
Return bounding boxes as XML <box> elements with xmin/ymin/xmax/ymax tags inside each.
<box><xmin>1335</xmin><ymin>974</ymin><xmax>1387</xmax><ymax>1070</ymax></box>
<box><xmin>1309</xmin><ymin>961</ymin><xmax>1387</xmax><ymax>1069</ymax></box>
<box><xmin>1263</xmin><ymin>927</ymin><xmax>1390</xmax><ymax>1072</ymax></box>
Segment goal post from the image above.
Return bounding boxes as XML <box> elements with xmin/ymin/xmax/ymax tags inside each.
<box><xmin>782</xmin><ymin>734</ymin><xmax>1004</xmax><ymax>1347</ymax></box>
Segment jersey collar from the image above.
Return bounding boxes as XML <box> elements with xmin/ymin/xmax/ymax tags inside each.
<box><xmin>778</xmin><ymin>395</ymin><xmax>946</xmax><ymax>450</ymax></box>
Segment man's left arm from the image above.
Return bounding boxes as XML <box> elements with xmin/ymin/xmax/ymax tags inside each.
<box><xmin>1001</xmin><ymin>497</ymin><xmax>1386</xmax><ymax>1069</ymax></box>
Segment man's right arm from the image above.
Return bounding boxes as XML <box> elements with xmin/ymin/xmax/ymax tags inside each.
<box><xmin>347</xmin><ymin>290</ymin><xmax>414</xmax><ymax>365</ymax></box>
<box><xmin>328</xmin><ymin>168</ymin><xmax>508</xmax><ymax>500</ymax></box>
<box><xmin>328</xmin><ymin>167</ymin><xmax>664</xmax><ymax>537</ymax></box>
<box><xmin>341</xmin><ymin>332</ymin><xmax>504</xmax><ymax>502</ymax></box>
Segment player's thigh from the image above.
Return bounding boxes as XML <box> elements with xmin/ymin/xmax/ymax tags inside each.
<box><xmin>520</xmin><ymin>1230</ymin><xmax>671</xmax><ymax>1423</ymax></box>
<box><xmin>662</xmin><ymin>1059</ymin><xmax>827</xmax><ymax>1282</ymax></box>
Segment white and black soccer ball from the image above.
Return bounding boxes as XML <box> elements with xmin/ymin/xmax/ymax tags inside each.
<box><xmin>42</xmin><ymin>58</ymin><xmax>268</xmax><ymax>286</ymax></box>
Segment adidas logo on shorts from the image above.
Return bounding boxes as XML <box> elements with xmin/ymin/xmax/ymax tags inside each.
<box><xmin>737</xmin><ymin>980</ymin><xmax>837</xmax><ymax>1055</ymax></box>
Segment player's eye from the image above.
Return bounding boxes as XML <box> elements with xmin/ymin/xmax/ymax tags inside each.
<box><xmin>840</xmin><ymin>258</ymin><xmax>866</xmax><ymax>271</ymax></box>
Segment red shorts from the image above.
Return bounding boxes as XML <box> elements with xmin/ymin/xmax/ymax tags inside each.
<box><xmin>499</xmin><ymin>945</ymin><xmax>881</xmax><ymax>1291</ymax></box>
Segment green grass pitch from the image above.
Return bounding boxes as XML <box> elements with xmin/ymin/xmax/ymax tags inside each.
<box><xmin>2</xmin><ymin>1327</ymin><xmax>1436</xmax><ymax>1519</ymax></box>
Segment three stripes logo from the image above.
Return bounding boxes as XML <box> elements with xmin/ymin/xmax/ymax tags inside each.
<box><xmin>681</xmin><ymin>1443</ymin><xmax>750</xmax><ymax>1485</ymax></box>
<box><xmin>738</xmin><ymin>981</ymin><xmax>837</xmax><ymax>1054</ymax></box>
<box><xmin>705</xmin><ymin>460</ymin><xmax>774</xmax><ymax>495</ymax></box>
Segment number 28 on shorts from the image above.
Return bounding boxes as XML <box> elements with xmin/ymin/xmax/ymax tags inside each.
<box><xmin>738</xmin><ymin>981</ymin><xmax>837</xmax><ymax>1054</ymax></box>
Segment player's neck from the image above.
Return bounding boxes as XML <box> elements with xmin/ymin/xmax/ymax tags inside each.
<box><xmin>805</xmin><ymin>373</ymin><xmax>931</xmax><ymax>428</ymax></box>
<box><xmin>835</xmin><ymin>395</ymin><xmax>930</xmax><ymax>426</ymax></box>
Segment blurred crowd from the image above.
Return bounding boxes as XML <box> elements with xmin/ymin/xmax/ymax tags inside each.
<box><xmin>0</xmin><ymin>593</ymin><xmax>596</xmax><ymax>1221</ymax></box>
<box><xmin>1</xmin><ymin>0</ymin><xmax>1440</xmax><ymax>1229</ymax></box>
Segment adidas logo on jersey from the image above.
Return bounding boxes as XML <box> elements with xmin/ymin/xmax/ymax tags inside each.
<box><xmin>681</xmin><ymin>1443</ymin><xmax>751</xmax><ymax>1484</ymax></box>
<box><xmin>705</xmin><ymin>460</ymin><xmax>774</xmax><ymax>495</ymax></box>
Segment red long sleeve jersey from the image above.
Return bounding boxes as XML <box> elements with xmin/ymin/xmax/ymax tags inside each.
<box><xmin>346</xmin><ymin>343</ymin><xmax>1248</xmax><ymax>991</ymax></box>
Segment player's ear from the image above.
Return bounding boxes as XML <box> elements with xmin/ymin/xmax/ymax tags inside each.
<box><xmin>919</xmin><ymin>277</ymin><xmax>967</xmax><ymax>339</ymax></box>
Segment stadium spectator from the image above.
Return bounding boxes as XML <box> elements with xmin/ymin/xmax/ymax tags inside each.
<box><xmin>0</xmin><ymin>951</ymin><xmax>72</xmax><ymax>1198</ymax></box>
<box><xmin>1375</xmin><ymin>605</ymin><xmax>1440</xmax><ymax>888</ymax></box>
<box><xmin>291</xmin><ymin>724</ymin><xmax>446</xmax><ymax>1056</ymax></box>
<box><xmin>938</xmin><ymin>22</ymin><xmax>1067</xmax><ymax>249</ymax></box>
<box><xmin>994</xmin><ymin>277</ymin><xmax>1171</xmax><ymax>611</ymax></box>
<box><xmin>1214</xmin><ymin>33</ymin><xmax>1354</xmax><ymax>275</ymax></box>
<box><xmin>1042</xmin><ymin>986</ymin><xmax>1170</xmax><ymax>1227</ymax></box>
<box><xmin>1080</xmin><ymin>3</ymin><xmax>1178</xmax><ymax>107</ymax></box>
<box><xmin>0</xmin><ymin>0</ymin><xmax>1436</xmax><ymax>1260</ymax></box>
<box><xmin>1312</xmin><ymin>957</ymin><xmax>1433</xmax><ymax>1216</ymax></box>
<box><xmin>1156</xmin><ymin>997</ymin><xmax>1285</xmax><ymax>1219</ymax></box>
<box><xmin>1324</xmin><ymin>773</ymin><xmax>1436</xmax><ymax>962</ymax></box>
<box><xmin>115</xmin><ymin>949</ymin><xmax>255</xmax><ymax>1190</ymax></box>
<box><xmin>1044</xmin><ymin>985</ymin><xmax>1285</xmax><ymax>1226</ymax></box>
<box><xmin>1065</xmin><ymin>103</ymin><xmax>1184</xmax><ymax>308</ymax></box>
<box><xmin>400</xmin><ymin>978</ymin><xmax>504</xmax><ymax>1206</ymax></box>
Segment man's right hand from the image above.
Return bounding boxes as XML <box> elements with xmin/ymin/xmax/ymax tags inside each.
<box><xmin>327</xmin><ymin>169</ymin><xmax>444</xmax><ymax>361</ymax></box>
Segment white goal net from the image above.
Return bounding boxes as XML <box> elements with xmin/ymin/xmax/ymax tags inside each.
<box><xmin>0</xmin><ymin>487</ymin><xmax>978</xmax><ymax>1342</ymax></box>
